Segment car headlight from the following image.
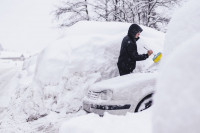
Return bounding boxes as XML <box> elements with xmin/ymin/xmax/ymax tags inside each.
<box><xmin>100</xmin><ymin>90</ymin><xmax>113</xmax><ymax>100</ymax></box>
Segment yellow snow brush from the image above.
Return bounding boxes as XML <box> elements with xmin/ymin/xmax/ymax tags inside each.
<box><xmin>152</xmin><ymin>52</ymin><xmax>162</xmax><ymax>63</ymax></box>
<box><xmin>144</xmin><ymin>47</ymin><xmax>162</xmax><ymax>63</ymax></box>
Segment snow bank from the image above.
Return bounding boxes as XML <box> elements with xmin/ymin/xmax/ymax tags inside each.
<box><xmin>153</xmin><ymin>0</ymin><xmax>200</xmax><ymax>133</ymax></box>
<box><xmin>60</xmin><ymin>109</ymin><xmax>152</xmax><ymax>133</ymax></box>
<box><xmin>162</xmin><ymin>0</ymin><xmax>200</xmax><ymax>58</ymax></box>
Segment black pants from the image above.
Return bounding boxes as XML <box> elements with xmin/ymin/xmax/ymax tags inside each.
<box><xmin>117</xmin><ymin>63</ymin><xmax>132</xmax><ymax>76</ymax></box>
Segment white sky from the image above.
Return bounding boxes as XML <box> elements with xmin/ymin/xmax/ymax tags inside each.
<box><xmin>0</xmin><ymin>0</ymin><xmax>59</xmax><ymax>54</ymax></box>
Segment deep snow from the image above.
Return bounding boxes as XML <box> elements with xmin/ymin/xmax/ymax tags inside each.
<box><xmin>60</xmin><ymin>109</ymin><xmax>152</xmax><ymax>133</ymax></box>
<box><xmin>0</xmin><ymin>21</ymin><xmax>164</xmax><ymax>132</ymax></box>
<box><xmin>153</xmin><ymin>0</ymin><xmax>200</xmax><ymax>132</ymax></box>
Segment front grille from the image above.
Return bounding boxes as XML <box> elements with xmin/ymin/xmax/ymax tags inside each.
<box><xmin>87</xmin><ymin>90</ymin><xmax>100</xmax><ymax>100</ymax></box>
<box><xmin>91</xmin><ymin>104</ymin><xmax>131</xmax><ymax>110</ymax></box>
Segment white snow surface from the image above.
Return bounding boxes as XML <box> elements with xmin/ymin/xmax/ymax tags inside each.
<box><xmin>153</xmin><ymin>0</ymin><xmax>200</xmax><ymax>133</ymax></box>
<box><xmin>60</xmin><ymin>109</ymin><xmax>152</xmax><ymax>133</ymax></box>
<box><xmin>0</xmin><ymin>21</ymin><xmax>164</xmax><ymax>132</ymax></box>
<box><xmin>163</xmin><ymin>0</ymin><xmax>200</xmax><ymax>58</ymax></box>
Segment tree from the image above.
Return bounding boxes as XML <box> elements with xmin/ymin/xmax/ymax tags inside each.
<box><xmin>91</xmin><ymin>0</ymin><xmax>112</xmax><ymax>21</ymax></box>
<box><xmin>129</xmin><ymin>0</ymin><xmax>182</xmax><ymax>30</ymax></box>
<box><xmin>55</xmin><ymin>0</ymin><xmax>182</xmax><ymax>31</ymax></box>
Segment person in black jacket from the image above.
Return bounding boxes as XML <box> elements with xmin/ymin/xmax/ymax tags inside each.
<box><xmin>117</xmin><ymin>24</ymin><xmax>153</xmax><ymax>76</ymax></box>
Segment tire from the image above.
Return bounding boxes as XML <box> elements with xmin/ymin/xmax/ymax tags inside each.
<box><xmin>134</xmin><ymin>93</ymin><xmax>154</xmax><ymax>112</ymax></box>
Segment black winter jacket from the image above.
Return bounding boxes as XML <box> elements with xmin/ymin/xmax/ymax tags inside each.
<box><xmin>117</xmin><ymin>24</ymin><xmax>149</xmax><ymax>76</ymax></box>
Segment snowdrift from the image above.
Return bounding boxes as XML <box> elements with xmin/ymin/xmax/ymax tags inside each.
<box><xmin>153</xmin><ymin>0</ymin><xmax>200</xmax><ymax>133</ymax></box>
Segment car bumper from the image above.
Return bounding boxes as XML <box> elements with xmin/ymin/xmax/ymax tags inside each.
<box><xmin>83</xmin><ymin>99</ymin><xmax>131</xmax><ymax>116</ymax></box>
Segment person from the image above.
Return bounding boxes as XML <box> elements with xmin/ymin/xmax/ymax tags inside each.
<box><xmin>117</xmin><ymin>24</ymin><xmax>153</xmax><ymax>76</ymax></box>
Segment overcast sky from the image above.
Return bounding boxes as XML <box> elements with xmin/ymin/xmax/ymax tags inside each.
<box><xmin>0</xmin><ymin>0</ymin><xmax>59</xmax><ymax>54</ymax></box>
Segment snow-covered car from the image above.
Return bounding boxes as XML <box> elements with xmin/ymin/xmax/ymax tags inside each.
<box><xmin>83</xmin><ymin>72</ymin><xmax>157</xmax><ymax>116</ymax></box>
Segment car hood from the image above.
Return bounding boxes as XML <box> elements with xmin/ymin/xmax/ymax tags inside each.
<box><xmin>90</xmin><ymin>72</ymin><xmax>157</xmax><ymax>100</ymax></box>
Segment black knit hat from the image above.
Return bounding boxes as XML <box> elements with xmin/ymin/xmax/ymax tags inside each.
<box><xmin>128</xmin><ymin>24</ymin><xmax>143</xmax><ymax>40</ymax></box>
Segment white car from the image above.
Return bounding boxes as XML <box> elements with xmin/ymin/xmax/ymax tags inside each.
<box><xmin>83</xmin><ymin>72</ymin><xmax>157</xmax><ymax>116</ymax></box>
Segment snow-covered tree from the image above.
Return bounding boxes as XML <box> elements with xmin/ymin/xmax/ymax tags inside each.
<box><xmin>134</xmin><ymin>0</ymin><xmax>182</xmax><ymax>29</ymax></box>
<box><xmin>91</xmin><ymin>0</ymin><xmax>112</xmax><ymax>21</ymax></box>
<box><xmin>55</xmin><ymin>0</ymin><xmax>182</xmax><ymax>30</ymax></box>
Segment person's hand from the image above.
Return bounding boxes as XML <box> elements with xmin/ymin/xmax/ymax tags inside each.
<box><xmin>147</xmin><ymin>50</ymin><xmax>153</xmax><ymax>56</ymax></box>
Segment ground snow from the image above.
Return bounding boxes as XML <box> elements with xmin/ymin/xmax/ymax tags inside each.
<box><xmin>60</xmin><ymin>109</ymin><xmax>152</xmax><ymax>133</ymax></box>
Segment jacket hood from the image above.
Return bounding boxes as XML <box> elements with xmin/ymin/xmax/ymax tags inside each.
<box><xmin>128</xmin><ymin>24</ymin><xmax>143</xmax><ymax>41</ymax></box>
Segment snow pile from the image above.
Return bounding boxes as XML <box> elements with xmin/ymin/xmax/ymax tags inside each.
<box><xmin>162</xmin><ymin>0</ymin><xmax>200</xmax><ymax>58</ymax></box>
<box><xmin>60</xmin><ymin>109</ymin><xmax>152</xmax><ymax>133</ymax></box>
<box><xmin>153</xmin><ymin>0</ymin><xmax>200</xmax><ymax>133</ymax></box>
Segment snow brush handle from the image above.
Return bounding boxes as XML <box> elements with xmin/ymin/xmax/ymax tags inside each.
<box><xmin>143</xmin><ymin>47</ymin><xmax>148</xmax><ymax>51</ymax></box>
<box><xmin>144</xmin><ymin>47</ymin><xmax>155</xmax><ymax>56</ymax></box>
